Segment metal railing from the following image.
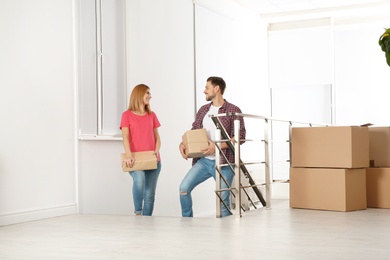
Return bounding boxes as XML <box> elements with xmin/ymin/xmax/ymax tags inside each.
<box><xmin>212</xmin><ymin>112</ymin><xmax>328</xmax><ymax>218</ymax></box>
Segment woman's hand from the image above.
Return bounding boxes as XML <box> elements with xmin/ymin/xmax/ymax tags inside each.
<box><xmin>123</xmin><ymin>153</ymin><xmax>135</xmax><ymax>168</ymax></box>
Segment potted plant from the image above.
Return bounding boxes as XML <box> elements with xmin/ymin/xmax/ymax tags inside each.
<box><xmin>379</xmin><ymin>28</ymin><xmax>390</xmax><ymax>66</ymax></box>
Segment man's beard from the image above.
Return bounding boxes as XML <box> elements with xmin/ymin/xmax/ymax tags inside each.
<box><xmin>206</xmin><ymin>94</ymin><xmax>215</xmax><ymax>101</ymax></box>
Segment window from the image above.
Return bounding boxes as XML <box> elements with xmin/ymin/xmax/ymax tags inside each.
<box><xmin>78</xmin><ymin>0</ymin><xmax>126</xmax><ymax>138</ymax></box>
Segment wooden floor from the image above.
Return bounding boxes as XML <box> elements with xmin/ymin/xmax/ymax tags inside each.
<box><xmin>1</xmin><ymin>200</ymin><xmax>390</xmax><ymax>260</ymax></box>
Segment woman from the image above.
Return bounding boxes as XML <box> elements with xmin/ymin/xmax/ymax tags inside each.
<box><xmin>120</xmin><ymin>84</ymin><xmax>162</xmax><ymax>216</ymax></box>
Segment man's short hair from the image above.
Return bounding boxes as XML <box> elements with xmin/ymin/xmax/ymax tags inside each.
<box><xmin>207</xmin><ymin>76</ymin><xmax>226</xmax><ymax>95</ymax></box>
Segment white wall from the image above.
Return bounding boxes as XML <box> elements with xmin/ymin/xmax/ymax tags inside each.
<box><xmin>265</xmin><ymin>5</ymin><xmax>390</xmax><ymax>128</ymax></box>
<box><xmin>334</xmin><ymin>21</ymin><xmax>390</xmax><ymax>125</ymax></box>
<box><xmin>0</xmin><ymin>0</ymin><xmax>77</xmax><ymax>225</ymax></box>
<box><xmin>194</xmin><ymin>0</ymin><xmax>269</xmax><ymax>115</ymax></box>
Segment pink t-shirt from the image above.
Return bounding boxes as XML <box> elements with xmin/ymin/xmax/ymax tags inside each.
<box><xmin>120</xmin><ymin>110</ymin><xmax>161</xmax><ymax>161</ymax></box>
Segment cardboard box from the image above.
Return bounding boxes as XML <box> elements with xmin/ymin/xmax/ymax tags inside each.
<box><xmin>366</xmin><ymin>167</ymin><xmax>390</xmax><ymax>208</ymax></box>
<box><xmin>290</xmin><ymin>167</ymin><xmax>367</xmax><ymax>212</ymax></box>
<box><xmin>182</xmin><ymin>128</ymin><xmax>209</xmax><ymax>158</ymax></box>
<box><xmin>121</xmin><ymin>151</ymin><xmax>157</xmax><ymax>172</ymax></box>
<box><xmin>291</xmin><ymin>126</ymin><xmax>369</xmax><ymax>168</ymax></box>
<box><xmin>369</xmin><ymin>127</ymin><xmax>390</xmax><ymax>167</ymax></box>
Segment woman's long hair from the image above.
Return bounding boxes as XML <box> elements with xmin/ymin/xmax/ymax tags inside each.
<box><xmin>128</xmin><ymin>84</ymin><xmax>152</xmax><ymax>114</ymax></box>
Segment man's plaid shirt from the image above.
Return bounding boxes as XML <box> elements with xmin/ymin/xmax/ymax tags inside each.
<box><xmin>191</xmin><ymin>100</ymin><xmax>246</xmax><ymax>166</ymax></box>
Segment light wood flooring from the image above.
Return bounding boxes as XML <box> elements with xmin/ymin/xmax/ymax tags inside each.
<box><xmin>1</xmin><ymin>200</ymin><xmax>390</xmax><ymax>260</ymax></box>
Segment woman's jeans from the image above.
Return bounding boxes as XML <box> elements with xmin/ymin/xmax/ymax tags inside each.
<box><xmin>180</xmin><ymin>157</ymin><xmax>234</xmax><ymax>217</ymax></box>
<box><xmin>129</xmin><ymin>161</ymin><xmax>161</xmax><ymax>216</ymax></box>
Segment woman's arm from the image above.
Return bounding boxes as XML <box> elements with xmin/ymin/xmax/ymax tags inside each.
<box><xmin>154</xmin><ymin>127</ymin><xmax>161</xmax><ymax>157</ymax></box>
<box><xmin>122</xmin><ymin>127</ymin><xmax>135</xmax><ymax>167</ymax></box>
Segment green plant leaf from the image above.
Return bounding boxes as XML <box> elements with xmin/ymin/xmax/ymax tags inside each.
<box><xmin>379</xmin><ymin>28</ymin><xmax>390</xmax><ymax>66</ymax></box>
<box><xmin>379</xmin><ymin>28</ymin><xmax>390</xmax><ymax>51</ymax></box>
<box><xmin>386</xmin><ymin>38</ymin><xmax>390</xmax><ymax>53</ymax></box>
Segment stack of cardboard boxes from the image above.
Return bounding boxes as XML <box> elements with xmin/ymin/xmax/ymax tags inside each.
<box><xmin>289</xmin><ymin>126</ymin><xmax>369</xmax><ymax>212</ymax></box>
<box><xmin>182</xmin><ymin>126</ymin><xmax>390</xmax><ymax>211</ymax></box>
<box><xmin>367</xmin><ymin>127</ymin><xmax>390</xmax><ymax>209</ymax></box>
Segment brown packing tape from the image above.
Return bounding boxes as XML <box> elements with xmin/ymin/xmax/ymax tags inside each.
<box><xmin>121</xmin><ymin>151</ymin><xmax>158</xmax><ymax>172</ymax></box>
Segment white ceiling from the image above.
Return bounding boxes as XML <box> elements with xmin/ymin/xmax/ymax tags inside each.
<box><xmin>233</xmin><ymin>0</ymin><xmax>390</xmax><ymax>17</ymax></box>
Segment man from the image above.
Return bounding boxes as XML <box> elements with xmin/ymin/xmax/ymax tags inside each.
<box><xmin>179</xmin><ymin>76</ymin><xmax>246</xmax><ymax>217</ymax></box>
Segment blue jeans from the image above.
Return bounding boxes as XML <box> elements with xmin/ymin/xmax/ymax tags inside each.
<box><xmin>179</xmin><ymin>157</ymin><xmax>234</xmax><ymax>217</ymax></box>
<box><xmin>129</xmin><ymin>161</ymin><xmax>161</xmax><ymax>216</ymax></box>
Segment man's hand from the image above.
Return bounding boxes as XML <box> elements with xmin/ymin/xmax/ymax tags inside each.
<box><xmin>179</xmin><ymin>142</ymin><xmax>188</xmax><ymax>160</ymax></box>
<box><xmin>201</xmin><ymin>140</ymin><xmax>215</xmax><ymax>155</ymax></box>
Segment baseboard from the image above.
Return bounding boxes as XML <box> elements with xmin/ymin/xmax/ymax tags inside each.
<box><xmin>0</xmin><ymin>203</ymin><xmax>78</xmax><ymax>226</ymax></box>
